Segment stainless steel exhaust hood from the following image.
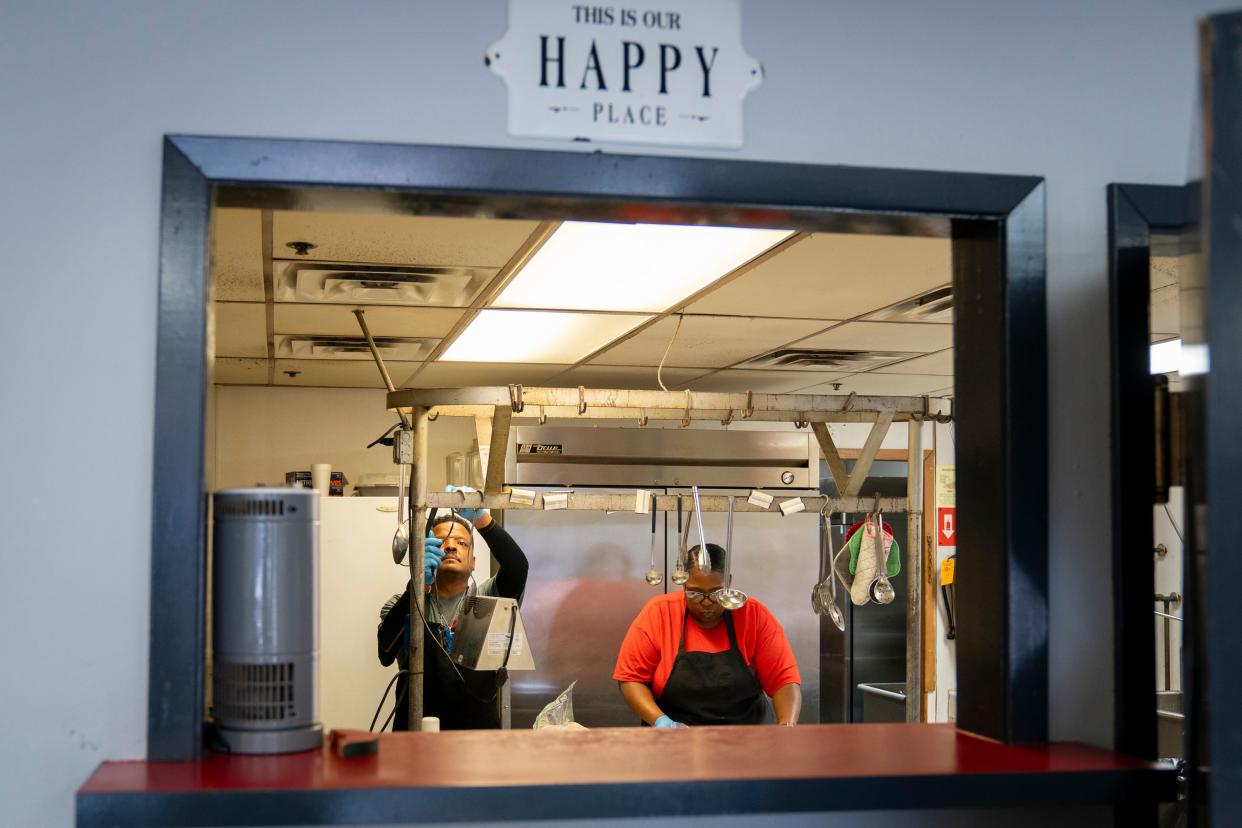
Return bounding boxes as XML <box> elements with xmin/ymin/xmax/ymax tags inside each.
<box><xmin>506</xmin><ymin>426</ymin><xmax>818</xmax><ymax>489</ymax></box>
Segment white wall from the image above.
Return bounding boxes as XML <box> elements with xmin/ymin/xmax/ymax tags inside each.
<box><xmin>0</xmin><ymin>1</ymin><xmax>1226</xmax><ymax>824</ymax></box>
<box><xmin>211</xmin><ymin>386</ymin><xmax>477</xmax><ymax>494</ymax></box>
<box><xmin>1154</xmin><ymin>487</ymin><xmax>1185</xmax><ymax>693</ymax></box>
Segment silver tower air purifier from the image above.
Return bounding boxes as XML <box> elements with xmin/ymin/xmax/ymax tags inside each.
<box><xmin>211</xmin><ymin>488</ymin><xmax>323</xmax><ymax>753</ymax></box>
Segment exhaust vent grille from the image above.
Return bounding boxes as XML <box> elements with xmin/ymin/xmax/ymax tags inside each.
<box><xmin>274</xmin><ymin>335</ymin><xmax>435</xmax><ymax>361</ymax></box>
<box><xmin>274</xmin><ymin>262</ymin><xmax>495</xmax><ymax>306</ymax></box>
<box><xmin>863</xmin><ymin>286</ymin><xmax>953</xmax><ymax>323</ymax></box>
<box><xmin>214</xmin><ymin>662</ymin><xmax>297</xmax><ymax>723</ymax></box>
<box><xmin>217</xmin><ymin>498</ymin><xmax>287</xmax><ymax>517</ymax></box>
<box><xmin>743</xmin><ymin>349</ymin><xmax>919</xmax><ymax>371</ymax></box>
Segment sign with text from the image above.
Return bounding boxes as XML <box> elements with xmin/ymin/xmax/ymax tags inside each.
<box><xmin>486</xmin><ymin>0</ymin><xmax>762</xmax><ymax>148</ymax></box>
<box><xmin>937</xmin><ymin>506</ymin><xmax>957</xmax><ymax>548</ymax></box>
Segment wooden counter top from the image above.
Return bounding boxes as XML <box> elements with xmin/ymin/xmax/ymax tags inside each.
<box><xmin>77</xmin><ymin>723</ymin><xmax>1175</xmax><ymax>826</ymax></box>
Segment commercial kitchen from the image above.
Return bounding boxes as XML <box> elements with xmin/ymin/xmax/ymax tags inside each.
<box><xmin>11</xmin><ymin>4</ymin><xmax>1237</xmax><ymax>825</ymax></box>
<box><xmin>75</xmin><ymin>157</ymin><xmax>1186</xmax><ymax>825</ymax></box>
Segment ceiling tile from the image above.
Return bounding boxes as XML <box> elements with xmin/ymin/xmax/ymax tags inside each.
<box><xmin>793</xmin><ymin>321</ymin><xmax>953</xmax><ymax>353</ymax></box>
<box><xmin>592</xmin><ymin>315</ymin><xmax>830</xmax><ymax>368</ymax></box>
<box><xmin>404</xmin><ymin>362</ymin><xmax>562</xmax><ymax>388</ymax></box>
<box><xmin>274</xmin><ymin>304</ymin><xmax>464</xmax><ymax>338</ymax></box>
<box><xmin>273</xmin><ymin>360</ymin><xmax>422</xmax><ymax>388</ymax></box>
<box><xmin>795</xmin><ymin>373</ymin><xmax>953</xmax><ymax>397</ymax></box>
<box><xmin>215</xmin><ymin>357</ymin><xmax>268</xmax><ymax>385</ymax></box>
<box><xmin>546</xmin><ymin>365</ymin><xmax>709</xmax><ymax>391</ymax></box>
<box><xmin>211</xmin><ymin>208</ymin><xmax>264</xmax><ymax>301</ymax></box>
<box><xmin>873</xmin><ymin>349</ymin><xmax>954</xmax><ymax>375</ymax></box>
<box><xmin>1151</xmin><ymin>255</ymin><xmax>1178</xmax><ymax>291</ymax></box>
<box><xmin>685</xmin><ymin>232</ymin><xmax>951</xmax><ymax>319</ymax></box>
<box><xmin>215</xmin><ymin>303</ymin><xmax>268</xmax><ymax>358</ymax></box>
<box><xmin>1150</xmin><ymin>284</ymin><xmax>1180</xmax><ymax>336</ymax></box>
<box><xmin>684</xmin><ymin>369</ymin><xmax>847</xmax><ymax>393</ymax></box>
<box><xmin>272</xmin><ymin>212</ymin><xmax>540</xmax><ymax>267</ymax></box>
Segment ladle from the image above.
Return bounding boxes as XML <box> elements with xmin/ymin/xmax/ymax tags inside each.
<box><xmin>812</xmin><ymin>512</ymin><xmax>845</xmax><ymax>630</ymax></box>
<box><xmin>671</xmin><ymin>495</ymin><xmax>690</xmax><ymax>584</ymax></box>
<box><xmin>391</xmin><ymin>461</ymin><xmax>409</xmax><ymax>565</ymax></box>
<box><xmin>691</xmin><ymin>486</ymin><xmax>711</xmax><ymax>572</ymax></box>
<box><xmin>716</xmin><ymin>495</ymin><xmax>747</xmax><ymax>610</ymax></box>
<box><xmin>644</xmin><ymin>496</ymin><xmax>662</xmax><ymax>585</ymax></box>
<box><xmin>870</xmin><ymin>510</ymin><xmax>896</xmax><ymax>605</ymax></box>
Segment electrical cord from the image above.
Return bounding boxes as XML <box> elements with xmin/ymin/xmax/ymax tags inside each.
<box><xmin>369</xmin><ymin>669</ymin><xmax>414</xmax><ymax>732</ymax></box>
<box><xmin>366</xmin><ymin>421</ymin><xmax>403</xmax><ymax>449</ymax></box>
<box><xmin>380</xmin><ymin>682</ymin><xmax>408</xmax><ymax>732</ymax></box>
<box><xmin>656</xmin><ymin>313</ymin><xmax>685</xmax><ymax>392</ymax></box>
<box><xmin>1162</xmin><ymin>502</ymin><xmax>1185</xmax><ymax>544</ymax></box>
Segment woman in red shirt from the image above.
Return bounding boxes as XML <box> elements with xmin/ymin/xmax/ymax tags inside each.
<box><xmin>613</xmin><ymin>543</ymin><xmax>802</xmax><ymax>727</ymax></box>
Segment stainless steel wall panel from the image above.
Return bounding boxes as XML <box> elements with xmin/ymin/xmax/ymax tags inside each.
<box><xmin>503</xmin><ymin>505</ymin><xmax>668</xmax><ymax>728</ymax></box>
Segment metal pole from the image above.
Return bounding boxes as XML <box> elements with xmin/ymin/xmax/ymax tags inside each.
<box><xmin>407</xmin><ymin>407</ymin><xmax>429</xmax><ymax>729</ymax></box>
<box><xmin>353</xmin><ymin>309</ymin><xmax>410</xmax><ymax>429</ymax></box>
<box><xmin>905</xmin><ymin>420</ymin><xmax>924</xmax><ymax>722</ymax></box>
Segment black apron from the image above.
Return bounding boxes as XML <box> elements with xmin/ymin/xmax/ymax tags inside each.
<box><xmin>656</xmin><ymin>609</ymin><xmax>775</xmax><ymax>726</ymax></box>
<box><xmin>392</xmin><ymin>623</ymin><xmax>503</xmax><ymax>731</ymax></box>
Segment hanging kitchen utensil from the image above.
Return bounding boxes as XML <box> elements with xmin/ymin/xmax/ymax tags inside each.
<box><xmin>671</xmin><ymin>495</ymin><xmax>690</xmax><ymax>584</ymax></box>
<box><xmin>811</xmin><ymin>512</ymin><xmax>831</xmax><ymax>615</ymax></box>
<box><xmin>717</xmin><ymin>495</ymin><xmax>747</xmax><ymax>610</ymax></box>
<box><xmin>826</xmin><ymin>548</ymin><xmax>846</xmax><ymax>630</ymax></box>
<box><xmin>644</xmin><ymin>497</ymin><xmax>662</xmax><ymax>585</ymax></box>
<box><xmin>690</xmin><ymin>486</ymin><xmax>711</xmax><ymax>572</ymax></box>
<box><xmin>391</xmin><ymin>461</ymin><xmax>409</xmax><ymax>564</ymax></box>
<box><xmin>849</xmin><ymin>513</ymin><xmax>881</xmax><ymax>606</ymax></box>
<box><xmin>812</xmin><ymin>511</ymin><xmax>845</xmax><ymax>630</ymax></box>
<box><xmin>870</xmin><ymin>508</ymin><xmax>896</xmax><ymax>605</ymax></box>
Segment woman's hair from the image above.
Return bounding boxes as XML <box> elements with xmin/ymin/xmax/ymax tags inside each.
<box><xmin>430</xmin><ymin>513</ymin><xmax>473</xmax><ymax>544</ymax></box>
<box><xmin>686</xmin><ymin>542</ymin><xmax>726</xmax><ymax>573</ymax></box>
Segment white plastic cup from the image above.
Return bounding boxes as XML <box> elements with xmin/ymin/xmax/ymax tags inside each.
<box><xmin>310</xmin><ymin>464</ymin><xmax>332</xmax><ymax>493</ymax></box>
<box><xmin>420</xmin><ymin>716</ymin><xmax>440</xmax><ymax>733</ymax></box>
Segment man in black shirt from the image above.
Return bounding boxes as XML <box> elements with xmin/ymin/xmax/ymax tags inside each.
<box><xmin>377</xmin><ymin>492</ymin><xmax>528</xmax><ymax>730</ymax></box>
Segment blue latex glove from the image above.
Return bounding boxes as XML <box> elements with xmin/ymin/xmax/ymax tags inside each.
<box><xmin>446</xmin><ymin>484</ymin><xmax>488</xmax><ymax>524</ymax></box>
<box><xmin>653</xmin><ymin>715</ymin><xmax>683</xmax><ymax>729</ymax></box>
<box><xmin>423</xmin><ymin>536</ymin><xmax>444</xmax><ymax>584</ymax></box>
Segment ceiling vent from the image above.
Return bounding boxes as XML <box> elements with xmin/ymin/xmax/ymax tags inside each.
<box><xmin>274</xmin><ymin>262</ymin><xmax>494</xmax><ymax>306</ymax></box>
<box><xmin>743</xmin><ymin>349</ymin><xmax>919</xmax><ymax>371</ymax></box>
<box><xmin>863</xmin><ymin>286</ymin><xmax>952</xmax><ymax>323</ymax></box>
<box><xmin>274</xmin><ymin>335</ymin><xmax>435</xmax><ymax>361</ymax></box>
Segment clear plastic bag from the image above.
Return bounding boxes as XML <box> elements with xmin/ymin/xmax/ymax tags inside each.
<box><xmin>532</xmin><ymin>681</ymin><xmax>586</xmax><ymax>730</ymax></box>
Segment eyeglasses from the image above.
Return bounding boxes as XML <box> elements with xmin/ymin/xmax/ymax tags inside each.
<box><xmin>684</xmin><ymin>588</ymin><xmax>726</xmax><ymax>604</ymax></box>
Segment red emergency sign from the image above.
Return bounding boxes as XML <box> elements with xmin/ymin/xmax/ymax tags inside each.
<box><xmin>938</xmin><ymin>506</ymin><xmax>957</xmax><ymax>547</ymax></box>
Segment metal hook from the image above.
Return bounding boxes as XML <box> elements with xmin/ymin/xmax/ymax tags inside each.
<box><xmin>721</xmin><ymin>408</ymin><xmax>734</xmax><ymax>426</ymax></box>
<box><xmin>873</xmin><ymin>491</ymin><xmax>883</xmax><ymax>516</ymax></box>
<box><xmin>577</xmin><ymin>385</ymin><xmax>587</xmax><ymax>415</ymax></box>
<box><xmin>638</xmin><ymin>411</ymin><xmax>649</xmax><ymax>427</ymax></box>
<box><xmin>681</xmin><ymin>389</ymin><xmax>692</xmax><ymax>428</ymax></box>
<box><xmin>509</xmin><ymin>383</ymin><xmax>525</xmax><ymax>413</ymax></box>
<box><xmin>742</xmin><ymin>390</ymin><xmax>754</xmax><ymax>419</ymax></box>
<box><xmin>794</xmin><ymin>413</ymin><xmax>809</xmax><ymax>429</ymax></box>
<box><xmin>935</xmin><ymin>398</ymin><xmax>955</xmax><ymax>425</ymax></box>
<box><xmin>427</xmin><ymin>409</ymin><xmax>439</xmax><ymax>421</ymax></box>
<box><xmin>538</xmin><ymin>405</ymin><xmax>547</xmax><ymax>425</ymax></box>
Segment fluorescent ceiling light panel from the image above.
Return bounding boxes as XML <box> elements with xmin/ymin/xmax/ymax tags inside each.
<box><xmin>442</xmin><ymin>309</ymin><xmax>651</xmax><ymax>363</ymax></box>
<box><xmin>493</xmin><ymin>222</ymin><xmax>794</xmax><ymax>312</ymax></box>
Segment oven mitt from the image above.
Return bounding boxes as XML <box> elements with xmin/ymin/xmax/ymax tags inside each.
<box><xmin>844</xmin><ymin>519</ymin><xmax>901</xmax><ymax>578</ymax></box>
<box><xmin>849</xmin><ymin>519</ymin><xmax>882</xmax><ymax>605</ymax></box>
